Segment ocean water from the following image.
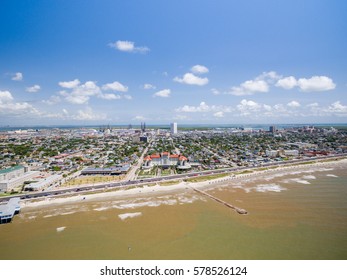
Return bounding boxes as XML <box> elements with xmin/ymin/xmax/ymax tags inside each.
<box><xmin>0</xmin><ymin>165</ymin><xmax>346</xmax><ymax>260</ymax></box>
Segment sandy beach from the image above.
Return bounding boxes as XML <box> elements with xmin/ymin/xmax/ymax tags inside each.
<box><xmin>20</xmin><ymin>157</ymin><xmax>347</xmax><ymax>210</ymax></box>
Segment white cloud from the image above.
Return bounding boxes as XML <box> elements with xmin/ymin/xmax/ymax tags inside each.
<box><xmin>276</xmin><ymin>75</ymin><xmax>335</xmax><ymax>92</ymax></box>
<box><xmin>307</xmin><ymin>102</ymin><xmax>319</xmax><ymax>108</ymax></box>
<box><xmin>176</xmin><ymin>101</ymin><xmax>210</xmax><ymax>113</ymax></box>
<box><xmin>191</xmin><ymin>65</ymin><xmax>209</xmax><ymax>74</ymax></box>
<box><xmin>102</xmin><ymin>81</ymin><xmax>128</xmax><ymax>92</ymax></box>
<box><xmin>133</xmin><ymin>115</ymin><xmax>146</xmax><ymax>121</ymax></box>
<box><xmin>297</xmin><ymin>76</ymin><xmax>336</xmax><ymax>92</ymax></box>
<box><xmin>12</xmin><ymin>72</ymin><xmax>23</xmax><ymax>81</ymax></box>
<box><xmin>237</xmin><ymin>99</ymin><xmax>262</xmax><ymax>115</ymax></box>
<box><xmin>173</xmin><ymin>114</ymin><xmax>188</xmax><ymax>120</ymax></box>
<box><xmin>325</xmin><ymin>101</ymin><xmax>347</xmax><ymax>115</ymax></box>
<box><xmin>276</xmin><ymin>76</ymin><xmax>297</xmax><ymax>89</ymax></box>
<box><xmin>175</xmin><ymin>101</ymin><xmax>232</xmax><ymax>113</ymax></box>
<box><xmin>143</xmin><ymin>83</ymin><xmax>156</xmax><ymax>90</ymax></box>
<box><xmin>42</xmin><ymin>95</ymin><xmax>61</xmax><ymax>105</ymax></box>
<box><xmin>174</xmin><ymin>73</ymin><xmax>209</xmax><ymax>86</ymax></box>
<box><xmin>59</xmin><ymin>79</ymin><xmax>133</xmax><ymax>104</ymax></box>
<box><xmin>257</xmin><ymin>71</ymin><xmax>282</xmax><ymax>83</ymax></box>
<box><xmin>211</xmin><ymin>88</ymin><xmax>220</xmax><ymax>95</ymax></box>
<box><xmin>59</xmin><ymin>79</ymin><xmax>80</xmax><ymax>89</ymax></box>
<box><xmin>26</xmin><ymin>85</ymin><xmax>41</xmax><ymax>93</ymax></box>
<box><xmin>0</xmin><ymin>90</ymin><xmax>41</xmax><ymax>117</ymax></box>
<box><xmin>0</xmin><ymin>90</ymin><xmax>14</xmax><ymax>103</ymax></box>
<box><xmin>213</xmin><ymin>111</ymin><xmax>224</xmax><ymax>118</ymax></box>
<box><xmin>124</xmin><ymin>94</ymin><xmax>133</xmax><ymax>100</ymax></box>
<box><xmin>73</xmin><ymin>107</ymin><xmax>107</xmax><ymax>121</ymax></box>
<box><xmin>231</xmin><ymin>80</ymin><xmax>269</xmax><ymax>96</ymax></box>
<box><xmin>287</xmin><ymin>100</ymin><xmax>301</xmax><ymax>108</ymax></box>
<box><xmin>153</xmin><ymin>89</ymin><xmax>171</xmax><ymax>98</ymax></box>
<box><xmin>230</xmin><ymin>72</ymin><xmax>336</xmax><ymax>95</ymax></box>
<box><xmin>108</xmin><ymin>40</ymin><xmax>150</xmax><ymax>54</ymax></box>
<box><xmin>99</xmin><ymin>93</ymin><xmax>122</xmax><ymax>100</ymax></box>
<box><xmin>65</xmin><ymin>95</ymin><xmax>90</xmax><ymax>105</ymax></box>
<box><xmin>59</xmin><ymin>80</ymin><xmax>101</xmax><ymax>104</ymax></box>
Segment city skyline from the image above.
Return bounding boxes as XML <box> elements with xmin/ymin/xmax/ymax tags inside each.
<box><xmin>1</xmin><ymin>0</ymin><xmax>347</xmax><ymax>125</ymax></box>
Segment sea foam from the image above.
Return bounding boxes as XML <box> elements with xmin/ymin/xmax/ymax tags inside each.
<box><xmin>118</xmin><ymin>212</ymin><xmax>142</xmax><ymax>220</ymax></box>
<box><xmin>56</xmin><ymin>226</ymin><xmax>66</xmax><ymax>232</ymax></box>
<box><xmin>255</xmin><ymin>184</ymin><xmax>287</xmax><ymax>193</ymax></box>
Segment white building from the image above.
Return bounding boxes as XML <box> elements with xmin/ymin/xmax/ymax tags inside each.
<box><xmin>170</xmin><ymin>122</ymin><xmax>177</xmax><ymax>134</ymax></box>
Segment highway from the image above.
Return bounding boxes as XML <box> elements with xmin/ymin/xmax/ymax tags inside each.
<box><xmin>0</xmin><ymin>153</ymin><xmax>346</xmax><ymax>203</ymax></box>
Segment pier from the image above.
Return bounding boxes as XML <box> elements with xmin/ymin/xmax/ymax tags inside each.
<box><xmin>0</xmin><ymin>198</ymin><xmax>21</xmax><ymax>224</ymax></box>
<box><xmin>192</xmin><ymin>187</ymin><xmax>248</xmax><ymax>215</ymax></box>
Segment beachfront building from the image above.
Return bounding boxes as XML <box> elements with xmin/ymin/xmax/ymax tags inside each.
<box><xmin>81</xmin><ymin>165</ymin><xmax>130</xmax><ymax>176</ymax></box>
<box><xmin>142</xmin><ymin>152</ymin><xmax>191</xmax><ymax>170</ymax></box>
<box><xmin>0</xmin><ymin>165</ymin><xmax>40</xmax><ymax>192</ymax></box>
<box><xmin>0</xmin><ymin>165</ymin><xmax>26</xmax><ymax>181</ymax></box>
<box><xmin>0</xmin><ymin>198</ymin><xmax>21</xmax><ymax>224</ymax></box>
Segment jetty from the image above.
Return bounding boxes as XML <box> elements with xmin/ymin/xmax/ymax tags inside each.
<box><xmin>0</xmin><ymin>198</ymin><xmax>21</xmax><ymax>224</ymax></box>
<box><xmin>192</xmin><ymin>187</ymin><xmax>248</xmax><ymax>215</ymax></box>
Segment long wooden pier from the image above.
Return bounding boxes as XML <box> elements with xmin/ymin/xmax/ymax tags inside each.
<box><xmin>192</xmin><ymin>187</ymin><xmax>248</xmax><ymax>215</ymax></box>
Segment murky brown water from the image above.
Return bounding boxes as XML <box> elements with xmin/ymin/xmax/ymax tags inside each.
<box><xmin>1</xmin><ymin>165</ymin><xmax>346</xmax><ymax>260</ymax></box>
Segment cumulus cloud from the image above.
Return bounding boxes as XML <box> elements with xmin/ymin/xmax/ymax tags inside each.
<box><xmin>0</xmin><ymin>90</ymin><xmax>40</xmax><ymax>117</ymax></box>
<box><xmin>133</xmin><ymin>115</ymin><xmax>146</xmax><ymax>121</ymax></box>
<box><xmin>297</xmin><ymin>76</ymin><xmax>336</xmax><ymax>92</ymax></box>
<box><xmin>276</xmin><ymin>76</ymin><xmax>297</xmax><ymax>89</ymax></box>
<box><xmin>211</xmin><ymin>88</ymin><xmax>220</xmax><ymax>95</ymax></box>
<box><xmin>42</xmin><ymin>95</ymin><xmax>61</xmax><ymax>105</ymax></box>
<box><xmin>12</xmin><ymin>72</ymin><xmax>23</xmax><ymax>81</ymax></box>
<box><xmin>153</xmin><ymin>89</ymin><xmax>171</xmax><ymax>98</ymax></box>
<box><xmin>229</xmin><ymin>71</ymin><xmax>283</xmax><ymax>96</ymax></box>
<box><xmin>99</xmin><ymin>93</ymin><xmax>122</xmax><ymax>100</ymax></box>
<box><xmin>230</xmin><ymin>72</ymin><xmax>335</xmax><ymax>95</ymax></box>
<box><xmin>108</xmin><ymin>40</ymin><xmax>150</xmax><ymax>54</ymax></box>
<box><xmin>237</xmin><ymin>99</ymin><xmax>262</xmax><ymax>115</ymax></box>
<box><xmin>287</xmin><ymin>100</ymin><xmax>301</xmax><ymax>108</ymax></box>
<box><xmin>325</xmin><ymin>101</ymin><xmax>347</xmax><ymax>115</ymax></box>
<box><xmin>124</xmin><ymin>94</ymin><xmax>133</xmax><ymax>100</ymax></box>
<box><xmin>175</xmin><ymin>101</ymin><xmax>232</xmax><ymax>113</ymax></box>
<box><xmin>174</xmin><ymin>73</ymin><xmax>209</xmax><ymax>86</ymax></box>
<box><xmin>143</xmin><ymin>83</ymin><xmax>156</xmax><ymax>90</ymax></box>
<box><xmin>102</xmin><ymin>81</ymin><xmax>128</xmax><ymax>92</ymax></box>
<box><xmin>26</xmin><ymin>85</ymin><xmax>41</xmax><ymax>93</ymax></box>
<box><xmin>231</xmin><ymin>80</ymin><xmax>269</xmax><ymax>96</ymax></box>
<box><xmin>0</xmin><ymin>90</ymin><xmax>14</xmax><ymax>103</ymax></box>
<box><xmin>59</xmin><ymin>79</ymin><xmax>132</xmax><ymax>104</ymax></box>
<box><xmin>213</xmin><ymin>111</ymin><xmax>224</xmax><ymax>118</ymax></box>
<box><xmin>191</xmin><ymin>65</ymin><xmax>209</xmax><ymax>74</ymax></box>
<box><xmin>59</xmin><ymin>79</ymin><xmax>80</xmax><ymax>89</ymax></box>
<box><xmin>73</xmin><ymin>107</ymin><xmax>107</xmax><ymax>121</ymax></box>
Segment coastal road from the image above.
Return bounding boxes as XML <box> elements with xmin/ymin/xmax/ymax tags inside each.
<box><xmin>1</xmin><ymin>153</ymin><xmax>346</xmax><ymax>203</ymax></box>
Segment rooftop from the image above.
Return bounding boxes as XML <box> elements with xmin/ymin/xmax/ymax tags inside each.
<box><xmin>0</xmin><ymin>165</ymin><xmax>24</xmax><ymax>175</ymax></box>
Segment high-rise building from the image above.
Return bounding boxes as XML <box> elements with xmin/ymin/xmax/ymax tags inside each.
<box><xmin>170</xmin><ymin>122</ymin><xmax>177</xmax><ymax>134</ymax></box>
<box><xmin>269</xmin><ymin>125</ymin><xmax>276</xmax><ymax>133</ymax></box>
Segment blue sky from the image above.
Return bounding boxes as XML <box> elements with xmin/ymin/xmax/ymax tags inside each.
<box><xmin>0</xmin><ymin>0</ymin><xmax>347</xmax><ymax>125</ymax></box>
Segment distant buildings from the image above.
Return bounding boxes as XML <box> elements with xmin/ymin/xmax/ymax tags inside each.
<box><xmin>170</xmin><ymin>122</ymin><xmax>177</xmax><ymax>134</ymax></box>
<box><xmin>269</xmin><ymin>125</ymin><xmax>276</xmax><ymax>133</ymax></box>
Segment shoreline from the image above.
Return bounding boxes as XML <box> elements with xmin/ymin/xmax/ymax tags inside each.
<box><xmin>20</xmin><ymin>157</ymin><xmax>347</xmax><ymax>210</ymax></box>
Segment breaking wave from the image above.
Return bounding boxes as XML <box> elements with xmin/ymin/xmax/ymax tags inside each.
<box><xmin>118</xmin><ymin>212</ymin><xmax>142</xmax><ymax>220</ymax></box>
<box><xmin>255</xmin><ymin>184</ymin><xmax>287</xmax><ymax>193</ymax></box>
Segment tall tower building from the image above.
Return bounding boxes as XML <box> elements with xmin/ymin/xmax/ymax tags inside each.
<box><xmin>170</xmin><ymin>122</ymin><xmax>177</xmax><ymax>134</ymax></box>
<box><xmin>269</xmin><ymin>125</ymin><xmax>276</xmax><ymax>134</ymax></box>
